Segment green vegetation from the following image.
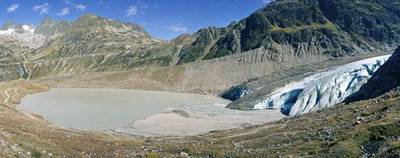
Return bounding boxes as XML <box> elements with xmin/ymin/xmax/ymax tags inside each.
<box><xmin>369</xmin><ymin>123</ymin><xmax>400</xmax><ymax>141</ymax></box>
<box><xmin>145</xmin><ymin>152</ymin><xmax>160</xmax><ymax>158</ymax></box>
<box><xmin>270</xmin><ymin>22</ymin><xmax>337</xmax><ymax>33</ymax></box>
<box><xmin>31</xmin><ymin>150</ymin><xmax>41</xmax><ymax>158</ymax></box>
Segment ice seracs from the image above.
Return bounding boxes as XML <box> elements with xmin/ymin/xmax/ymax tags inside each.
<box><xmin>253</xmin><ymin>55</ymin><xmax>391</xmax><ymax>116</ymax></box>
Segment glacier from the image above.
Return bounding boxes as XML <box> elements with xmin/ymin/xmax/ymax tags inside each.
<box><xmin>0</xmin><ymin>25</ymin><xmax>35</xmax><ymax>35</ymax></box>
<box><xmin>0</xmin><ymin>25</ymin><xmax>45</xmax><ymax>49</ymax></box>
<box><xmin>253</xmin><ymin>55</ymin><xmax>391</xmax><ymax>116</ymax></box>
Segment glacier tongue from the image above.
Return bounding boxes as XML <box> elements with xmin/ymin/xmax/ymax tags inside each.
<box><xmin>253</xmin><ymin>55</ymin><xmax>391</xmax><ymax>116</ymax></box>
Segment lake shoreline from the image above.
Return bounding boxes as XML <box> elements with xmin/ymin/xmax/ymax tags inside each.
<box><xmin>18</xmin><ymin>87</ymin><xmax>285</xmax><ymax>136</ymax></box>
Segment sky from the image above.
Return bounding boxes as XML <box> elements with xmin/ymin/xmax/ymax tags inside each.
<box><xmin>0</xmin><ymin>0</ymin><xmax>271</xmax><ymax>40</ymax></box>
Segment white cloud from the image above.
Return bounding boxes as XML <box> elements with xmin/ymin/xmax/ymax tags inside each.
<box><xmin>167</xmin><ymin>24</ymin><xmax>188</xmax><ymax>33</ymax></box>
<box><xmin>125</xmin><ymin>2</ymin><xmax>148</xmax><ymax>17</ymax></box>
<box><xmin>57</xmin><ymin>7</ymin><xmax>70</xmax><ymax>16</ymax></box>
<box><xmin>63</xmin><ymin>0</ymin><xmax>87</xmax><ymax>11</ymax></box>
<box><xmin>33</xmin><ymin>3</ymin><xmax>49</xmax><ymax>15</ymax></box>
<box><xmin>126</xmin><ymin>6</ymin><xmax>138</xmax><ymax>17</ymax></box>
<box><xmin>7</xmin><ymin>4</ymin><xmax>20</xmax><ymax>13</ymax></box>
<box><xmin>75</xmin><ymin>4</ymin><xmax>87</xmax><ymax>10</ymax></box>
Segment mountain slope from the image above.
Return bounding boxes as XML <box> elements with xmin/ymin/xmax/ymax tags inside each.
<box><xmin>32</xmin><ymin>14</ymin><xmax>162</xmax><ymax>59</ymax></box>
<box><xmin>177</xmin><ymin>0</ymin><xmax>400</xmax><ymax>64</ymax></box>
<box><xmin>1</xmin><ymin>0</ymin><xmax>400</xmax><ymax>95</ymax></box>
<box><xmin>0</xmin><ymin>23</ymin><xmax>46</xmax><ymax>80</ymax></box>
<box><xmin>26</xmin><ymin>14</ymin><xmax>184</xmax><ymax>79</ymax></box>
<box><xmin>34</xmin><ymin>18</ymin><xmax>72</xmax><ymax>37</ymax></box>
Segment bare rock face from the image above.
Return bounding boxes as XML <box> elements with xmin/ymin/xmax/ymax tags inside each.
<box><xmin>346</xmin><ymin>47</ymin><xmax>400</xmax><ymax>102</ymax></box>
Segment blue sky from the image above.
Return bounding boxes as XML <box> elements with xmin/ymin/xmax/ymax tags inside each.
<box><xmin>1</xmin><ymin>0</ymin><xmax>271</xmax><ymax>39</ymax></box>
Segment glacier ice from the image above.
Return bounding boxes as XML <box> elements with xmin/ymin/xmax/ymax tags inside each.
<box><xmin>253</xmin><ymin>55</ymin><xmax>391</xmax><ymax>116</ymax></box>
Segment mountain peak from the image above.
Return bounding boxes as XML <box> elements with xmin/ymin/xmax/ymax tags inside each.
<box><xmin>35</xmin><ymin>18</ymin><xmax>71</xmax><ymax>36</ymax></box>
<box><xmin>71</xmin><ymin>13</ymin><xmax>151</xmax><ymax>40</ymax></box>
<box><xmin>1</xmin><ymin>21</ymin><xmax>17</xmax><ymax>30</ymax></box>
<box><xmin>0</xmin><ymin>22</ymin><xmax>35</xmax><ymax>35</ymax></box>
<box><xmin>77</xmin><ymin>13</ymin><xmax>105</xmax><ymax>21</ymax></box>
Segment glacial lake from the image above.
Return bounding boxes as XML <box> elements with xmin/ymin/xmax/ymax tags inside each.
<box><xmin>18</xmin><ymin>88</ymin><xmax>227</xmax><ymax>131</ymax></box>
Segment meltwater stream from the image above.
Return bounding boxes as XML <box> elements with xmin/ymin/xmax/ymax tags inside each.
<box><xmin>253</xmin><ymin>55</ymin><xmax>391</xmax><ymax>116</ymax></box>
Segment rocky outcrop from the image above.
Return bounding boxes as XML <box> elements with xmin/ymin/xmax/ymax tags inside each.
<box><xmin>346</xmin><ymin>47</ymin><xmax>400</xmax><ymax>102</ymax></box>
<box><xmin>221</xmin><ymin>86</ymin><xmax>254</xmax><ymax>101</ymax></box>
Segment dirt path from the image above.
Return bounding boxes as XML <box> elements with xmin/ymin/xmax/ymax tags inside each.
<box><xmin>8</xmin><ymin>88</ymin><xmax>43</xmax><ymax>121</ymax></box>
<box><xmin>4</xmin><ymin>88</ymin><xmax>17</xmax><ymax>104</ymax></box>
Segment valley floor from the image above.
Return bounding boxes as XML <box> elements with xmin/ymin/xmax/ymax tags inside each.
<box><xmin>0</xmin><ymin>80</ymin><xmax>399</xmax><ymax>157</ymax></box>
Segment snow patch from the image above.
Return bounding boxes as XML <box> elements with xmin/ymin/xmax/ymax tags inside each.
<box><xmin>0</xmin><ymin>28</ymin><xmax>15</xmax><ymax>35</ymax></box>
<box><xmin>253</xmin><ymin>55</ymin><xmax>391</xmax><ymax>116</ymax></box>
<box><xmin>0</xmin><ymin>25</ymin><xmax>45</xmax><ymax>49</ymax></box>
<box><xmin>22</xmin><ymin>25</ymin><xmax>35</xmax><ymax>34</ymax></box>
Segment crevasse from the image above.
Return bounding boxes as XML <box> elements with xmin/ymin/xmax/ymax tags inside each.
<box><xmin>253</xmin><ymin>55</ymin><xmax>391</xmax><ymax>116</ymax></box>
